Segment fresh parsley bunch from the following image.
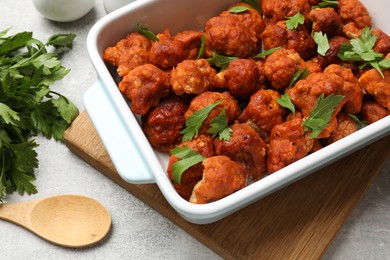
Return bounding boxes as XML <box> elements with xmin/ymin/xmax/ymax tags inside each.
<box><xmin>0</xmin><ymin>29</ymin><xmax>79</xmax><ymax>201</ymax></box>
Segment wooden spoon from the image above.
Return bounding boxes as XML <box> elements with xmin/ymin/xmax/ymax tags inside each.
<box><xmin>0</xmin><ymin>194</ymin><xmax>111</xmax><ymax>248</ymax></box>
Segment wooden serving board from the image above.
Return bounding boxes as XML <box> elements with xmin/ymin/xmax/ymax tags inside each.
<box><xmin>64</xmin><ymin>111</ymin><xmax>390</xmax><ymax>260</ymax></box>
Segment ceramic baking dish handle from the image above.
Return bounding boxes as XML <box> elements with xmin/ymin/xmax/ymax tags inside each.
<box><xmin>83</xmin><ymin>79</ymin><xmax>155</xmax><ymax>184</ymax></box>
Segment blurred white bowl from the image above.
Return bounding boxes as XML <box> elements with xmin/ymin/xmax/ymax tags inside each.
<box><xmin>33</xmin><ymin>0</ymin><xmax>96</xmax><ymax>22</ymax></box>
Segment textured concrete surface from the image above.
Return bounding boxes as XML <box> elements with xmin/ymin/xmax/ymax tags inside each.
<box><xmin>0</xmin><ymin>1</ymin><xmax>389</xmax><ymax>259</ymax></box>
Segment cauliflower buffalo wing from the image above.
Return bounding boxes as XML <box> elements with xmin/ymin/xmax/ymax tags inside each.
<box><xmin>361</xmin><ymin>98</ymin><xmax>390</xmax><ymax>124</ymax></box>
<box><xmin>167</xmin><ymin>135</ymin><xmax>215</xmax><ymax>200</ymax></box>
<box><xmin>323</xmin><ymin>64</ymin><xmax>363</xmax><ymax>114</ymax></box>
<box><xmin>103</xmin><ymin>32</ymin><xmax>151</xmax><ymax>77</ymax></box>
<box><xmin>308</xmin><ymin>7</ymin><xmax>342</xmax><ymax>37</ymax></box>
<box><xmin>189</xmin><ymin>156</ymin><xmax>247</xmax><ymax>204</ymax></box>
<box><xmin>267</xmin><ymin>113</ymin><xmax>314</xmax><ymax>173</ymax></box>
<box><xmin>170</xmin><ymin>59</ymin><xmax>216</xmax><ymax>95</ymax></box>
<box><xmin>261</xmin><ymin>21</ymin><xmax>316</xmax><ymax>60</ymax></box>
<box><xmin>141</xmin><ymin>96</ymin><xmax>189</xmax><ymax>152</ymax></box>
<box><xmin>214</xmin><ymin>58</ymin><xmax>265</xmax><ymax>99</ymax></box>
<box><xmin>359</xmin><ymin>66</ymin><xmax>390</xmax><ymax>110</ymax></box>
<box><xmin>263</xmin><ymin>48</ymin><xmax>305</xmax><ymax>90</ymax></box>
<box><xmin>338</xmin><ymin>0</ymin><xmax>371</xmax><ymax>31</ymax></box>
<box><xmin>204</xmin><ymin>3</ymin><xmax>264</xmax><ymax>58</ymax></box>
<box><xmin>118</xmin><ymin>64</ymin><xmax>170</xmax><ymax>115</ymax></box>
<box><xmin>261</xmin><ymin>0</ymin><xmax>311</xmax><ymax>25</ymax></box>
<box><xmin>238</xmin><ymin>89</ymin><xmax>287</xmax><ymax>135</ymax></box>
<box><xmin>214</xmin><ymin>122</ymin><xmax>268</xmax><ymax>181</ymax></box>
<box><xmin>326</xmin><ymin>112</ymin><xmax>358</xmax><ymax>144</ymax></box>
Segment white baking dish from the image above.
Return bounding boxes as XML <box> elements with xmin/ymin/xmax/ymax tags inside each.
<box><xmin>84</xmin><ymin>0</ymin><xmax>390</xmax><ymax>224</ymax></box>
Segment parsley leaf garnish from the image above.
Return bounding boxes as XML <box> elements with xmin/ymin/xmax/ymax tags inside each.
<box><xmin>171</xmin><ymin>146</ymin><xmax>206</xmax><ymax>184</ymax></box>
<box><xmin>137</xmin><ymin>24</ymin><xmax>159</xmax><ymax>42</ymax></box>
<box><xmin>379</xmin><ymin>58</ymin><xmax>390</xmax><ymax>69</ymax></box>
<box><xmin>313</xmin><ymin>31</ymin><xmax>330</xmax><ymax>56</ymax></box>
<box><xmin>197</xmin><ymin>34</ymin><xmax>206</xmax><ymax>59</ymax></box>
<box><xmin>302</xmin><ymin>94</ymin><xmax>344</xmax><ymax>138</ymax></box>
<box><xmin>276</xmin><ymin>93</ymin><xmax>296</xmax><ymax>114</ymax></box>
<box><xmin>207</xmin><ymin>52</ymin><xmax>237</xmax><ymax>70</ymax></box>
<box><xmin>181</xmin><ymin>101</ymin><xmax>221</xmax><ymax>142</ymax></box>
<box><xmin>253</xmin><ymin>47</ymin><xmax>282</xmax><ymax>58</ymax></box>
<box><xmin>338</xmin><ymin>27</ymin><xmax>387</xmax><ymax>78</ymax></box>
<box><xmin>208</xmin><ymin>109</ymin><xmax>232</xmax><ymax>140</ymax></box>
<box><xmin>285</xmin><ymin>12</ymin><xmax>305</xmax><ymax>30</ymax></box>
<box><xmin>0</xmin><ymin>29</ymin><xmax>78</xmax><ymax>201</ymax></box>
<box><xmin>312</xmin><ymin>0</ymin><xmax>339</xmax><ymax>9</ymax></box>
<box><xmin>348</xmin><ymin>114</ymin><xmax>367</xmax><ymax>126</ymax></box>
<box><xmin>229</xmin><ymin>6</ymin><xmax>250</xmax><ymax>13</ymax></box>
<box><xmin>289</xmin><ymin>68</ymin><xmax>309</xmax><ymax>88</ymax></box>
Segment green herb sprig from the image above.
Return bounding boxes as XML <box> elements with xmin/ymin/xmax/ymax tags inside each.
<box><xmin>171</xmin><ymin>146</ymin><xmax>206</xmax><ymax>184</ymax></box>
<box><xmin>302</xmin><ymin>94</ymin><xmax>344</xmax><ymax>138</ymax></box>
<box><xmin>229</xmin><ymin>6</ymin><xmax>250</xmax><ymax>14</ymax></box>
<box><xmin>208</xmin><ymin>109</ymin><xmax>232</xmax><ymax>140</ymax></box>
<box><xmin>180</xmin><ymin>101</ymin><xmax>221</xmax><ymax>142</ymax></box>
<box><xmin>312</xmin><ymin>0</ymin><xmax>339</xmax><ymax>9</ymax></box>
<box><xmin>348</xmin><ymin>114</ymin><xmax>367</xmax><ymax>126</ymax></box>
<box><xmin>338</xmin><ymin>27</ymin><xmax>390</xmax><ymax>78</ymax></box>
<box><xmin>207</xmin><ymin>52</ymin><xmax>237</xmax><ymax>70</ymax></box>
<box><xmin>289</xmin><ymin>68</ymin><xmax>309</xmax><ymax>88</ymax></box>
<box><xmin>313</xmin><ymin>31</ymin><xmax>330</xmax><ymax>56</ymax></box>
<box><xmin>180</xmin><ymin>101</ymin><xmax>233</xmax><ymax>142</ymax></box>
<box><xmin>285</xmin><ymin>12</ymin><xmax>305</xmax><ymax>30</ymax></box>
<box><xmin>253</xmin><ymin>47</ymin><xmax>282</xmax><ymax>58</ymax></box>
<box><xmin>196</xmin><ymin>34</ymin><xmax>206</xmax><ymax>59</ymax></box>
<box><xmin>276</xmin><ymin>93</ymin><xmax>296</xmax><ymax>115</ymax></box>
<box><xmin>137</xmin><ymin>24</ymin><xmax>159</xmax><ymax>42</ymax></box>
<box><xmin>0</xmin><ymin>29</ymin><xmax>78</xmax><ymax>201</ymax></box>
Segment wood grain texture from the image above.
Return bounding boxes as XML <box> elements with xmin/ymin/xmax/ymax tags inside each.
<box><xmin>64</xmin><ymin>111</ymin><xmax>390</xmax><ymax>260</ymax></box>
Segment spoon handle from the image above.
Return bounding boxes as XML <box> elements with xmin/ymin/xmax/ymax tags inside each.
<box><xmin>0</xmin><ymin>201</ymin><xmax>35</xmax><ymax>228</ymax></box>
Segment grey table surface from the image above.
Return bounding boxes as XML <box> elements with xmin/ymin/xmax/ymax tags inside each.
<box><xmin>1</xmin><ymin>1</ymin><xmax>389</xmax><ymax>259</ymax></box>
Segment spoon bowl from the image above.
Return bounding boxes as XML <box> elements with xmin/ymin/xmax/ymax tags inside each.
<box><xmin>0</xmin><ymin>194</ymin><xmax>111</xmax><ymax>248</ymax></box>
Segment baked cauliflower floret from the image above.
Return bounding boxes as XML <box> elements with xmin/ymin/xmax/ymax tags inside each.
<box><xmin>267</xmin><ymin>112</ymin><xmax>314</xmax><ymax>173</ymax></box>
<box><xmin>261</xmin><ymin>0</ymin><xmax>311</xmax><ymax>25</ymax></box>
<box><xmin>326</xmin><ymin>112</ymin><xmax>358</xmax><ymax>144</ymax></box>
<box><xmin>103</xmin><ymin>32</ymin><xmax>151</xmax><ymax>77</ymax></box>
<box><xmin>173</xmin><ymin>30</ymin><xmax>204</xmax><ymax>60</ymax></box>
<box><xmin>214</xmin><ymin>122</ymin><xmax>268</xmax><ymax>181</ymax></box>
<box><xmin>149</xmin><ymin>29</ymin><xmax>188</xmax><ymax>70</ymax></box>
<box><xmin>360</xmin><ymin>98</ymin><xmax>390</xmax><ymax>124</ymax></box>
<box><xmin>308</xmin><ymin>7</ymin><xmax>342</xmax><ymax>37</ymax></box>
<box><xmin>324</xmin><ymin>64</ymin><xmax>363</xmax><ymax>114</ymax></box>
<box><xmin>167</xmin><ymin>134</ymin><xmax>215</xmax><ymax>201</ymax></box>
<box><xmin>118</xmin><ymin>64</ymin><xmax>170</xmax><ymax>115</ymax></box>
<box><xmin>141</xmin><ymin>96</ymin><xmax>189</xmax><ymax>152</ymax></box>
<box><xmin>170</xmin><ymin>59</ymin><xmax>216</xmax><ymax>95</ymax></box>
<box><xmin>204</xmin><ymin>3</ymin><xmax>264</xmax><ymax>58</ymax></box>
<box><xmin>338</xmin><ymin>0</ymin><xmax>371</xmax><ymax>30</ymax></box>
<box><xmin>190</xmin><ymin>155</ymin><xmax>247</xmax><ymax>204</ymax></box>
<box><xmin>261</xmin><ymin>21</ymin><xmax>316</xmax><ymax>61</ymax></box>
<box><xmin>238</xmin><ymin>89</ymin><xmax>287</xmax><ymax>135</ymax></box>
<box><xmin>359</xmin><ymin>69</ymin><xmax>390</xmax><ymax>111</ymax></box>
<box><xmin>263</xmin><ymin>48</ymin><xmax>306</xmax><ymax>90</ymax></box>
<box><xmin>214</xmin><ymin>58</ymin><xmax>265</xmax><ymax>99</ymax></box>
